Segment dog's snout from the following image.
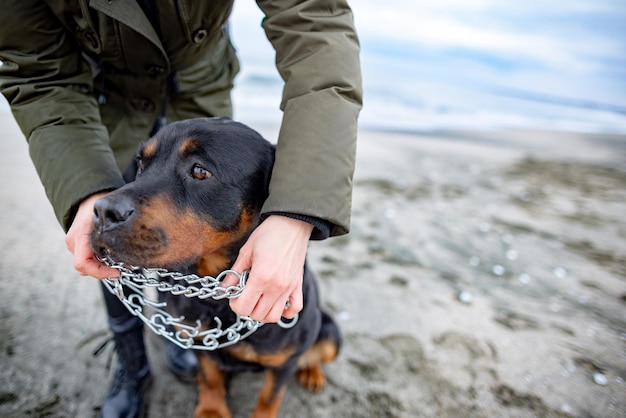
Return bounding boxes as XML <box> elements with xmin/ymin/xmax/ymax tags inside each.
<box><xmin>93</xmin><ymin>195</ymin><xmax>135</xmax><ymax>232</ymax></box>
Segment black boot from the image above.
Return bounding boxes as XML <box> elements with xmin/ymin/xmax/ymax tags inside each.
<box><xmin>158</xmin><ymin>291</ymin><xmax>197</xmax><ymax>383</ymax></box>
<box><xmin>163</xmin><ymin>329</ymin><xmax>198</xmax><ymax>383</ymax></box>
<box><xmin>99</xmin><ymin>315</ymin><xmax>151</xmax><ymax>418</ymax></box>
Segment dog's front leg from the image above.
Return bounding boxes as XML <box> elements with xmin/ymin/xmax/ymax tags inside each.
<box><xmin>251</xmin><ymin>368</ymin><xmax>289</xmax><ymax>418</ymax></box>
<box><xmin>194</xmin><ymin>354</ymin><xmax>231</xmax><ymax>418</ymax></box>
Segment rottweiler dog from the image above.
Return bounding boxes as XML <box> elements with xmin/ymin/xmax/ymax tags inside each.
<box><xmin>89</xmin><ymin>117</ymin><xmax>341</xmax><ymax>418</ymax></box>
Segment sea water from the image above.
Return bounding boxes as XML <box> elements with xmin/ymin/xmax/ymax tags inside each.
<box><xmin>0</xmin><ymin>1</ymin><xmax>623</xmax><ymax>134</ymax></box>
<box><xmin>230</xmin><ymin>0</ymin><xmax>626</xmax><ymax>134</ymax></box>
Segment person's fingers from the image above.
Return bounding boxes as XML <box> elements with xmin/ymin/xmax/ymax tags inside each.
<box><xmin>229</xmin><ymin>278</ymin><xmax>264</xmax><ymax>317</ymax></box>
<box><xmin>77</xmin><ymin>257</ymin><xmax>120</xmax><ymax>278</ymax></box>
<box><xmin>231</xmin><ymin>273</ymin><xmax>303</xmax><ymax>323</ymax></box>
<box><xmin>222</xmin><ymin>246</ymin><xmax>252</xmax><ymax>288</ymax></box>
<box><xmin>66</xmin><ymin>191</ymin><xmax>115</xmax><ymax>279</ymax></box>
<box><xmin>65</xmin><ymin>191</ymin><xmax>122</xmax><ymax>279</ymax></box>
<box><xmin>245</xmin><ymin>290</ymin><xmax>288</xmax><ymax>323</ymax></box>
<box><xmin>226</xmin><ymin>216</ymin><xmax>311</xmax><ymax>321</ymax></box>
<box><xmin>263</xmin><ymin>298</ymin><xmax>288</xmax><ymax>323</ymax></box>
<box><xmin>72</xmin><ymin>233</ymin><xmax>119</xmax><ymax>278</ymax></box>
<box><xmin>261</xmin><ymin>290</ymin><xmax>299</xmax><ymax>323</ymax></box>
<box><xmin>251</xmin><ymin>295</ymin><xmax>276</xmax><ymax>322</ymax></box>
<box><xmin>282</xmin><ymin>288</ymin><xmax>303</xmax><ymax>320</ymax></box>
<box><xmin>92</xmin><ymin>261</ymin><xmax>121</xmax><ymax>278</ymax></box>
<box><xmin>221</xmin><ymin>270</ymin><xmax>244</xmax><ymax>289</ymax></box>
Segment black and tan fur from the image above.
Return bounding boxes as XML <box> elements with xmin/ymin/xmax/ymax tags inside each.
<box><xmin>90</xmin><ymin>117</ymin><xmax>341</xmax><ymax>418</ymax></box>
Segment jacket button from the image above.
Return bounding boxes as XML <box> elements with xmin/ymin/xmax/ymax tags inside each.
<box><xmin>138</xmin><ymin>98</ymin><xmax>155</xmax><ymax>113</ymax></box>
<box><xmin>148</xmin><ymin>65</ymin><xmax>165</xmax><ymax>76</ymax></box>
<box><xmin>192</xmin><ymin>28</ymin><xmax>208</xmax><ymax>44</ymax></box>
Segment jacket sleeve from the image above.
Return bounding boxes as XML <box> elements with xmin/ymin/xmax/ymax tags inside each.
<box><xmin>256</xmin><ymin>0</ymin><xmax>363</xmax><ymax>237</ymax></box>
<box><xmin>0</xmin><ymin>0</ymin><xmax>124</xmax><ymax>230</ymax></box>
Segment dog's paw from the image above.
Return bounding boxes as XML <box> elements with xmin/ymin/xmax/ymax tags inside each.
<box><xmin>194</xmin><ymin>411</ymin><xmax>231</xmax><ymax>418</ymax></box>
<box><xmin>297</xmin><ymin>364</ymin><xmax>327</xmax><ymax>393</ymax></box>
<box><xmin>194</xmin><ymin>405</ymin><xmax>232</xmax><ymax>418</ymax></box>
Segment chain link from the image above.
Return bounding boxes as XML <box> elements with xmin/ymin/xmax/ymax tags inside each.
<box><xmin>99</xmin><ymin>256</ymin><xmax>298</xmax><ymax>350</ymax></box>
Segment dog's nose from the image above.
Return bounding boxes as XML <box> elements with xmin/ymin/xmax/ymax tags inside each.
<box><xmin>93</xmin><ymin>195</ymin><xmax>135</xmax><ymax>232</ymax></box>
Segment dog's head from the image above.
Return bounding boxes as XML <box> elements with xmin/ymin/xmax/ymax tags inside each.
<box><xmin>89</xmin><ymin>117</ymin><xmax>275</xmax><ymax>276</ymax></box>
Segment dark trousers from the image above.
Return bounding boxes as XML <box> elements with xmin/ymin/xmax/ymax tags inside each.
<box><xmin>100</xmin><ymin>282</ymin><xmax>143</xmax><ymax>333</ymax></box>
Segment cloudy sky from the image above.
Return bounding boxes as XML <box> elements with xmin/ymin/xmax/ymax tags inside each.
<box><xmin>229</xmin><ymin>0</ymin><xmax>626</xmax><ymax>132</ymax></box>
<box><xmin>0</xmin><ymin>2</ymin><xmax>623</xmax><ymax>132</ymax></box>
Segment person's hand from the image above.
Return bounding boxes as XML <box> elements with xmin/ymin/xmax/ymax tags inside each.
<box><xmin>65</xmin><ymin>192</ymin><xmax>120</xmax><ymax>279</ymax></box>
<box><xmin>227</xmin><ymin>215</ymin><xmax>313</xmax><ymax>323</ymax></box>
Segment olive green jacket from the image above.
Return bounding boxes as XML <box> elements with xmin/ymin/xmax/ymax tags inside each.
<box><xmin>0</xmin><ymin>0</ymin><xmax>362</xmax><ymax>235</ymax></box>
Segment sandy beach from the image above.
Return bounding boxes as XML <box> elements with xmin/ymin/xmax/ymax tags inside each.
<box><xmin>0</xmin><ymin>113</ymin><xmax>624</xmax><ymax>417</ymax></box>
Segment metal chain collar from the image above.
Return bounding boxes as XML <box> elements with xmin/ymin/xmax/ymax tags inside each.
<box><xmin>99</xmin><ymin>256</ymin><xmax>298</xmax><ymax>351</ymax></box>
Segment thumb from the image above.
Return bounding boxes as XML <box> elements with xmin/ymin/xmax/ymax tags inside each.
<box><xmin>222</xmin><ymin>247</ymin><xmax>252</xmax><ymax>287</ymax></box>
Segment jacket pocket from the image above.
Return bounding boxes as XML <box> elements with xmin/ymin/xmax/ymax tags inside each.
<box><xmin>175</xmin><ymin>34</ymin><xmax>239</xmax><ymax>96</ymax></box>
<box><xmin>175</xmin><ymin>1</ymin><xmax>235</xmax><ymax>45</ymax></box>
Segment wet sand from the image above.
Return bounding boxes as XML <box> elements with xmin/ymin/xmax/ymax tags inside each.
<box><xmin>0</xmin><ymin>114</ymin><xmax>624</xmax><ymax>417</ymax></box>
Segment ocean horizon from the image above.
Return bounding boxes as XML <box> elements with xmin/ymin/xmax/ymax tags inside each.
<box><xmin>1</xmin><ymin>1</ymin><xmax>624</xmax><ymax>135</ymax></box>
<box><xmin>230</xmin><ymin>0</ymin><xmax>626</xmax><ymax>134</ymax></box>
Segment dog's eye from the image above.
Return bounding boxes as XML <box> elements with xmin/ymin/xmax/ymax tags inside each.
<box><xmin>191</xmin><ymin>165</ymin><xmax>211</xmax><ymax>180</ymax></box>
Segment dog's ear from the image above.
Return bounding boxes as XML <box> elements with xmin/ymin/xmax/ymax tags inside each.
<box><xmin>122</xmin><ymin>140</ymin><xmax>150</xmax><ymax>183</ymax></box>
<box><xmin>123</xmin><ymin>157</ymin><xmax>139</xmax><ymax>183</ymax></box>
<box><xmin>250</xmin><ymin>142</ymin><xmax>275</xmax><ymax>211</ymax></box>
<box><xmin>263</xmin><ymin>144</ymin><xmax>276</xmax><ymax>193</ymax></box>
